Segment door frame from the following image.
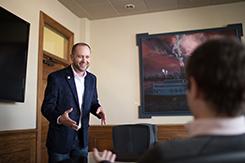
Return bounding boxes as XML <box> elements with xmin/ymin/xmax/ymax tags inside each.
<box><xmin>36</xmin><ymin>11</ymin><xmax>74</xmax><ymax>163</ymax></box>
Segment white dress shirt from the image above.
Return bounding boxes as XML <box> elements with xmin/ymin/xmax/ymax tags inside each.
<box><xmin>71</xmin><ymin>65</ymin><xmax>86</xmax><ymax>129</ymax></box>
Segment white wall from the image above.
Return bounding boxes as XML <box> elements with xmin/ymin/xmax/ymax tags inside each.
<box><xmin>0</xmin><ymin>0</ymin><xmax>86</xmax><ymax>131</ymax></box>
<box><xmin>89</xmin><ymin>2</ymin><xmax>245</xmax><ymax>125</ymax></box>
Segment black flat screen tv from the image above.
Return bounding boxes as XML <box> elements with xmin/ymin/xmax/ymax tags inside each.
<box><xmin>0</xmin><ymin>6</ymin><xmax>30</xmax><ymax>102</ymax></box>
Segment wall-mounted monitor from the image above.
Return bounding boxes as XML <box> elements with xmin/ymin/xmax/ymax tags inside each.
<box><xmin>0</xmin><ymin>6</ymin><xmax>30</xmax><ymax>102</ymax></box>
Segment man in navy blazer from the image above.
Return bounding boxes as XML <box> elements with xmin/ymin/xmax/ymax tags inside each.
<box><xmin>93</xmin><ymin>38</ymin><xmax>245</xmax><ymax>163</ymax></box>
<box><xmin>42</xmin><ymin>42</ymin><xmax>106</xmax><ymax>163</ymax></box>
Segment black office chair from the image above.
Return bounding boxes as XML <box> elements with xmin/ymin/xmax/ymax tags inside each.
<box><xmin>169</xmin><ymin>151</ymin><xmax>245</xmax><ymax>163</ymax></box>
<box><xmin>112</xmin><ymin>123</ymin><xmax>157</xmax><ymax>162</ymax></box>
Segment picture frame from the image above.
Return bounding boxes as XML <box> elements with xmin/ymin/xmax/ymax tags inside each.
<box><xmin>136</xmin><ymin>24</ymin><xmax>243</xmax><ymax>118</ymax></box>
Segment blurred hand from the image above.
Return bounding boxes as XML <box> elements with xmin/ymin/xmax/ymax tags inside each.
<box><xmin>96</xmin><ymin>107</ymin><xmax>106</xmax><ymax>125</ymax></box>
<box><xmin>59</xmin><ymin>108</ymin><xmax>79</xmax><ymax>130</ymax></box>
<box><xmin>93</xmin><ymin>148</ymin><xmax>116</xmax><ymax>163</ymax></box>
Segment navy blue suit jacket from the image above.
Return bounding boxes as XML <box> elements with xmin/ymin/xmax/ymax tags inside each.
<box><xmin>41</xmin><ymin>66</ymin><xmax>101</xmax><ymax>153</ymax></box>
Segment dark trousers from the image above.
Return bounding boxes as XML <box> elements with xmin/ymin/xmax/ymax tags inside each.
<box><xmin>48</xmin><ymin>150</ymin><xmax>87</xmax><ymax>163</ymax></box>
<box><xmin>48</xmin><ymin>135</ymin><xmax>88</xmax><ymax>163</ymax></box>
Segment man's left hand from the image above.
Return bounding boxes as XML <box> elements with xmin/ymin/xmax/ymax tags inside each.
<box><xmin>93</xmin><ymin>148</ymin><xmax>116</xmax><ymax>163</ymax></box>
<box><xmin>96</xmin><ymin>107</ymin><xmax>106</xmax><ymax>125</ymax></box>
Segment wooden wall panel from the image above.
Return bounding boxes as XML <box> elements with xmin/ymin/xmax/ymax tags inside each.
<box><xmin>0</xmin><ymin>125</ymin><xmax>187</xmax><ymax>162</ymax></box>
<box><xmin>0</xmin><ymin>129</ymin><xmax>36</xmax><ymax>163</ymax></box>
<box><xmin>89</xmin><ymin>125</ymin><xmax>113</xmax><ymax>151</ymax></box>
<box><xmin>88</xmin><ymin>124</ymin><xmax>188</xmax><ymax>151</ymax></box>
<box><xmin>157</xmin><ymin>124</ymin><xmax>188</xmax><ymax>141</ymax></box>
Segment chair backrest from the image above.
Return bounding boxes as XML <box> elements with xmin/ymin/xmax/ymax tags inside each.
<box><xmin>170</xmin><ymin>151</ymin><xmax>245</xmax><ymax>163</ymax></box>
<box><xmin>112</xmin><ymin>123</ymin><xmax>157</xmax><ymax>162</ymax></box>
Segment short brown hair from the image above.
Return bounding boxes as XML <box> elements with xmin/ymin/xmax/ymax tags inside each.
<box><xmin>71</xmin><ymin>42</ymin><xmax>91</xmax><ymax>55</ymax></box>
<box><xmin>186</xmin><ymin>37</ymin><xmax>245</xmax><ymax>116</ymax></box>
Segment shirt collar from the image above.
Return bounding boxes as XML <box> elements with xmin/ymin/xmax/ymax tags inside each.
<box><xmin>71</xmin><ymin>65</ymin><xmax>87</xmax><ymax>78</ymax></box>
<box><xmin>185</xmin><ymin>116</ymin><xmax>245</xmax><ymax>137</ymax></box>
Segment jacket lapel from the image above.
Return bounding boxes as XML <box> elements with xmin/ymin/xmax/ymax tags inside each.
<box><xmin>83</xmin><ymin>73</ymin><xmax>92</xmax><ymax>109</ymax></box>
<box><xmin>65</xmin><ymin>66</ymin><xmax>79</xmax><ymax>107</ymax></box>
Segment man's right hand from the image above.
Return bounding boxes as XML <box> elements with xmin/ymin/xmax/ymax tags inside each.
<box><xmin>58</xmin><ymin>108</ymin><xmax>79</xmax><ymax>130</ymax></box>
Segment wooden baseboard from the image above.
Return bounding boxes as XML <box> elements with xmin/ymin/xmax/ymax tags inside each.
<box><xmin>88</xmin><ymin>124</ymin><xmax>188</xmax><ymax>151</ymax></box>
<box><xmin>0</xmin><ymin>129</ymin><xmax>36</xmax><ymax>163</ymax></box>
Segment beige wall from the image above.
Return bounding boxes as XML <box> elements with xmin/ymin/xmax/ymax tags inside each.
<box><xmin>0</xmin><ymin>0</ymin><xmax>87</xmax><ymax>131</ymax></box>
<box><xmin>0</xmin><ymin>0</ymin><xmax>245</xmax><ymax>130</ymax></box>
<box><xmin>89</xmin><ymin>2</ymin><xmax>245</xmax><ymax>125</ymax></box>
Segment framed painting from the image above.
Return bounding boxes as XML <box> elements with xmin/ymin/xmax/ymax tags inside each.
<box><xmin>136</xmin><ymin>24</ymin><xmax>243</xmax><ymax>118</ymax></box>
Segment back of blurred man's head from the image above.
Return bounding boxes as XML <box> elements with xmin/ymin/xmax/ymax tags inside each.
<box><xmin>186</xmin><ymin>37</ymin><xmax>245</xmax><ymax>117</ymax></box>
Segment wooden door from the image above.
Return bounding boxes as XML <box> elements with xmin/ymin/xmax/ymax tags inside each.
<box><xmin>37</xmin><ymin>12</ymin><xmax>73</xmax><ymax>163</ymax></box>
<box><xmin>41</xmin><ymin>56</ymin><xmax>67</xmax><ymax>163</ymax></box>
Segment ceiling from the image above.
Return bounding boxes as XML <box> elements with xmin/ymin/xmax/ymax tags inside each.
<box><xmin>58</xmin><ymin>0</ymin><xmax>245</xmax><ymax>20</ymax></box>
